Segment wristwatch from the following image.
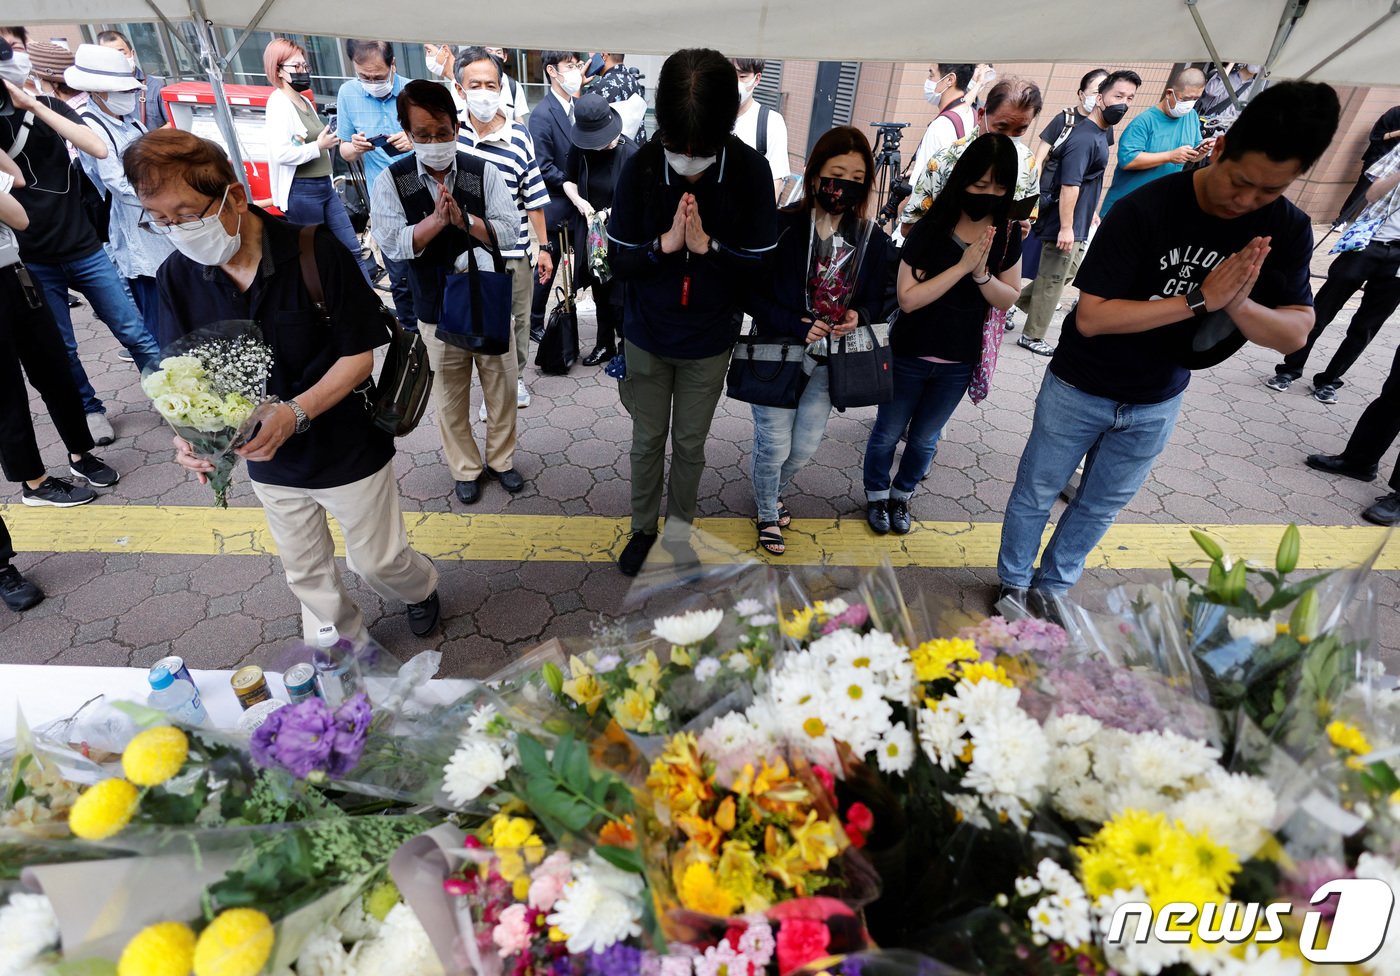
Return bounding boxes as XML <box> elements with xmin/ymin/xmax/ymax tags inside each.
<box><xmin>539</xmin><ymin>240</ymin><xmax>558</xmax><ymax>256</ymax></box>
<box><xmin>707</xmin><ymin>236</ymin><xmax>721</xmax><ymax>255</ymax></box>
<box><xmin>287</xmin><ymin>398</ymin><xmax>311</xmax><ymax>435</ymax></box>
<box><xmin>1185</xmin><ymin>285</ymin><xmax>1209</xmax><ymax>318</ymax></box>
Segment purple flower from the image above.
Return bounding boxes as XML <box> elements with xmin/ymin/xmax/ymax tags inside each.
<box><xmin>840</xmin><ymin>959</ymin><xmax>865</xmax><ymax>976</ymax></box>
<box><xmin>821</xmin><ymin>603</ymin><xmax>871</xmax><ymax>634</ymax></box>
<box><xmin>587</xmin><ymin>944</ymin><xmax>645</xmax><ymax>976</ymax></box>
<box><xmin>1283</xmin><ymin>858</ymin><xmax>1351</xmax><ymax>921</ymax></box>
<box><xmin>326</xmin><ymin>693</ymin><xmax>372</xmax><ymax>777</ymax></box>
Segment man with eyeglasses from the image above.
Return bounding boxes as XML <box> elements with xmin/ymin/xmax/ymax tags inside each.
<box><xmin>126</xmin><ymin>127</ymin><xmax>443</xmax><ymax>644</ymax></box>
<box><xmin>0</xmin><ymin>26</ymin><xmax>162</xmax><ymax>449</ymax></box>
<box><xmin>337</xmin><ymin>39</ymin><xmax>416</xmax><ymax>333</ymax></box>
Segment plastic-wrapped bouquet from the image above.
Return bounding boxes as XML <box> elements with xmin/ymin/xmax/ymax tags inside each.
<box><xmin>588</xmin><ymin>209</ymin><xmax>611</xmax><ymax>282</ymax></box>
<box><xmin>140</xmin><ymin>319</ymin><xmax>275</xmax><ymax>507</ymax></box>
<box><xmin>805</xmin><ymin>215</ymin><xmax>875</xmax><ymax>326</ymax></box>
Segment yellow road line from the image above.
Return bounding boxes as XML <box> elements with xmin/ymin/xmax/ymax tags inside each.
<box><xmin>3</xmin><ymin>504</ymin><xmax>1396</xmax><ymax>571</ymax></box>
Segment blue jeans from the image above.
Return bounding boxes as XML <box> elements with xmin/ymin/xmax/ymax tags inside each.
<box><xmin>127</xmin><ymin>275</ymin><xmax>161</xmax><ymax>344</ymax></box>
<box><xmin>28</xmin><ymin>247</ymin><xmax>162</xmax><ymax>415</ymax></box>
<box><xmin>382</xmin><ymin>255</ymin><xmax>417</xmax><ymax>331</ymax></box>
<box><xmin>998</xmin><ymin>371</ymin><xmax>1183</xmax><ymax>593</ymax></box>
<box><xmin>863</xmin><ymin>358</ymin><xmax>973</xmax><ymax>501</ymax></box>
<box><xmin>284</xmin><ymin>176</ymin><xmax>372</xmax><ymax>284</ymax></box>
<box><xmin>751</xmin><ymin>364</ymin><xmax>831</xmax><ymax>523</ymax></box>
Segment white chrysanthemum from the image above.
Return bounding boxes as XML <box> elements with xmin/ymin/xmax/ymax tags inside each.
<box><xmin>1226</xmin><ymin>615</ymin><xmax>1276</xmax><ymax>646</ymax></box>
<box><xmin>1028</xmin><ymin>858</ymin><xmax>1093</xmax><ymax>947</ymax></box>
<box><xmin>944</xmin><ymin>791</ymin><xmax>991</xmax><ymax>829</ymax></box>
<box><xmin>1096</xmin><ymin>888</ymin><xmax>1190</xmax><ymax>976</ymax></box>
<box><xmin>442</xmin><ymin>736</ymin><xmax>513</xmax><ymax>807</ymax></box>
<box><xmin>961</xmin><ymin>706</ymin><xmax>1049</xmax><ymax>826</ymax></box>
<box><xmin>875</xmin><ymin>722</ymin><xmax>915</xmax><ymax>775</ymax></box>
<box><xmin>1170</xmin><ymin>769</ymin><xmax>1275</xmax><ymax>859</ymax></box>
<box><xmin>1191</xmin><ymin>944</ymin><xmax>1304</xmax><ymax>976</ymax></box>
<box><xmin>295</xmin><ymin>925</ymin><xmax>352</xmax><ymax>976</ymax></box>
<box><xmin>1015</xmin><ymin>875</ymin><xmax>1043</xmax><ymax>897</ymax></box>
<box><xmin>546</xmin><ymin>853</ymin><xmax>645</xmax><ymax>954</ymax></box>
<box><xmin>334</xmin><ymin>898</ymin><xmax>384</xmax><ymax>943</ymax></box>
<box><xmin>1054</xmin><ymin>781</ymin><xmax>1109</xmax><ymax>823</ymax></box>
<box><xmin>1355</xmin><ymin>854</ymin><xmax>1400</xmax><ymax>976</ymax></box>
<box><xmin>1044</xmin><ymin>713</ymin><xmax>1102</xmax><ymax>748</ymax></box>
<box><xmin>918</xmin><ymin>701</ymin><xmax>965</xmax><ymax>771</ymax></box>
<box><xmin>733</xmin><ymin>599</ymin><xmax>765</xmax><ymax>618</ymax></box>
<box><xmin>467</xmin><ymin>703</ymin><xmax>499</xmax><ymax>734</ymax></box>
<box><xmin>652</xmin><ymin>608</ymin><xmax>724</xmax><ymax>646</ymax></box>
<box><xmin>1048</xmin><ymin>741</ymin><xmax>1091</xmax><ymax>784</ymax></box>
<box><xmin>952</xmin><ymin>675</ymin><xmax>1024</xmax><ymax>721</ymax></box>
<box><xmin>693</xmin><ymin>658</ymin><xmax>721</xmax><ymax>683</ymax></box>
<box><xmin>0</xmin><ymin>893</ymin><xmax>58</xmax><ymax>976</ymax></box>
<box><xmin>749</xmin><ymin>614</ymin><xmax>777</xmax><ymax>628</ymax></box>
<box><xmin>348</xmin><ymin>903</ymin><xmax>442</xmax><ymax>976</ymax></box>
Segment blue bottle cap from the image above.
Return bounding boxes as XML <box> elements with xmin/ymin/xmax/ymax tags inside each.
<box><xmin>148</xmin><ymin>666</ymin><xmax>174</xmax><ymax>690</ymax></box>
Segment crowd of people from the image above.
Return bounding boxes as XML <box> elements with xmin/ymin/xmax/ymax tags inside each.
<box><xmin>1</xmin><ymin>29</ymin><xmax>1396</xmax><ymax>651</ymax></box>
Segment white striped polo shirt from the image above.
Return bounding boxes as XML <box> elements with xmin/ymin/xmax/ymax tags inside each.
<box><xmin>456</xmin><ymin>117</ymin><xmax>551</xmax><ymax>260</ymax></box>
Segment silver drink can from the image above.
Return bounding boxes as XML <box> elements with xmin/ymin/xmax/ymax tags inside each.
<box><xmin>284</xmin><ymin>662</ymin><xmax>319</xmax><ymax>704</ymax></box>
<box><xmin>154</xmin><ymin>655</ymin><xmax>202</xmax><ymax>712</ymax></box>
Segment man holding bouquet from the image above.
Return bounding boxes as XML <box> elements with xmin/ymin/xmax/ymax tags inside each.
<box><xmin>125</xmin><ymin>128</ymin><xmax>441</xmax><ymax>643</ymax></box>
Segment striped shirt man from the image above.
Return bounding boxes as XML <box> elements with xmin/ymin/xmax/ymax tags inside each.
<box><xmin>457</xmin><ymin>117</ymin><xmax>550</xmax><ymax>260</ymax></box>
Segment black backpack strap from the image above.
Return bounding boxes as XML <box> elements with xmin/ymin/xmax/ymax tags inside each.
<box><xmin>756</xmin><ymin>104</ymin><xmax>769</xmax><ymax>157</ymax></box>
<box><xmin>297</xmin><ymin>224</ymin><xmax>329</xmax><ymax>324</ymax></box>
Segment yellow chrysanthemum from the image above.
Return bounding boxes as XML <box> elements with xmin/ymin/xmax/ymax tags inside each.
<box><xmin>69</xmin><ymin>778</ymin><xmax>140</xmax><ymax>840</ymax></box>
<box><xmin>910</xmin><ymin>638</ymin><xmax>981</xmax><ymax>683</ymax></box>
<box><xmin>192</xmin><ymin>908</ymin><xmax>274</xmax><ymax>976</ymax></box>
<box><xmin>122</xmin><ymin>726</ymin><xmax>190</xmax><ymax>787</ymax></box>
<box><xmin>118</xmin><ymin>920</ymin><xmax>196</xmax><ymax>976</ymax></box>
<box><xmin>678</xmin><ymin>860</ymin><xmax>739</xmax><ymax>916</ymax></box>
<box><xmin>780</xmin><ymin>606</ymin><xmax>816</xmax><ymax>639</ymax></box>
<box><xmin>956</xmin><ymin>660</ymin><xmax>1014</xmax><ymax>687</ymax></box>
<box><xmin>1327</xmin><ymin>721</ymin><xmax>1372</xmax><ymax>757</ymax></box>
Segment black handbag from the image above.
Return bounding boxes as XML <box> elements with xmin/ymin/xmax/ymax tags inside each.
<box><xmin>436</xmin><ymin>229</ymin><xmax>514</xmax><ymax>357</ymax></box>
<box><xmin>726</xmin><ymin>332</ymin><xmax>808</xmax><ymax>408</ymax></box>
<box><xmin>337</xmin><ymin>158</ymin><xmax>371</xmax><ymax>235</ymax></box>
<box><xmin>536</xmin><ymin>227</ymin><xmax>580</xmax><ymax>374</ymax></box>
<box><xmin>827</xmin><ymin>320</ymin><xmax>893</xmax><ymax>409</ymax></box>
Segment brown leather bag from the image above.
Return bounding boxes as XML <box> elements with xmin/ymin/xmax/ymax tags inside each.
<box><xmin>297</xmin><ymin>225</ymin><xmax>433</xmax><ymax>437</ymax></box>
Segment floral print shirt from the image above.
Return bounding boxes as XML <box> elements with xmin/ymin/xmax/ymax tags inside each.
<box><xmin>900</xmin><ymin>127</ymin><xmax>1039</xmax><ymax>227</ymax></box>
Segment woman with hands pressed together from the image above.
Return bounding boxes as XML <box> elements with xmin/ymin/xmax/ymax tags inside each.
<box><xmin>606</xmin><ymin>48</ymin><xmax>778</xmax><ymax>576</ymax></box>
<box><xmin>127</xmin><ymin>128</ymin><xmax>442</xmax><ymax>644</ymax></box>
<box><xmin>864</xmin><ymin>134</ymin><xmax>1023</xmax><ymax>536</ymax></box>
<box><xmin>746</xmin><ymin>126</ymin><xmax>891</xmax><ymax>555</ymax></box>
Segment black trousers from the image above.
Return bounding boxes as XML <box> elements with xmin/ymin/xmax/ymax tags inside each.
<box><xmin>1342</xmin><ymin>339</ymin><xmax>1400</xmax><ymax>492</ymax></box>
<box><xmin>0</xmin><ymin>264</ymin><xmax>95</xmax><ymax>483</ymax></box>
<box><xmin>0</xmin><ymin>515</ymin><xmax>13</xmax><ymax>565</ymax></box>
<box><xmin>1277</xmin><ymin>241</ymin><xmax>1400</xmax><ymax>386</ymax></box>
<box><xmin>592</xmin><ymin>279</ymin><xmax>623</xmax><ymax>348</ymax></box>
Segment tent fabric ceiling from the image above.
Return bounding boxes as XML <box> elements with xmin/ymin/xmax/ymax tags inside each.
<box><xmin>4</xmin><ymin>0</ymin><xmax>1395</xmax><ymax>86</ymax></box>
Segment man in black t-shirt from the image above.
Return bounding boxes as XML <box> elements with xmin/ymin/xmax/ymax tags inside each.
<box><xmin>996</xmin><ymin>81</ymin><xmax>1339</xmax><ymax>607</ymax></box>
<box><xmin>125</xmin><ymin>129</ymin><xmax>441</xmax><ymax>644</ymax></box>
<box><xmin>1015</xmin><ymin>70</ymin><xmax>1140</xmax><ymax>356</ymax></box>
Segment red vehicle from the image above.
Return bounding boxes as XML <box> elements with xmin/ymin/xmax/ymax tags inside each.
<box><xmin>160</xmin><ymin>81</ymin><xmax>284</xmax><ymax>208</ymax></box>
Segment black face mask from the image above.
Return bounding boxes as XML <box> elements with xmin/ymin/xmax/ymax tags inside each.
<box><xmin>288</xmin><ymin>71</ymin><xmax>312</xmax><ymax>91</ymax></box>
<box><xmin>1101</xmin><ymin>102</ymin><xmax>1129</xmax><ymax>126</ymax></box>
<box><xmin>815</xmin><ymin>176</ymin><xmax>866</xmax><ymax>215</ymax></box>
<box><xmin>961</xmin><ymin>189</ymin><xmax>1004</xmax><ymax>221</ymax></box>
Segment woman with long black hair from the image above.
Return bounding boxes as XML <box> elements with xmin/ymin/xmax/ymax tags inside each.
<box><xmin>746</xmin><ymin>125</ymin><xmax>891</xmax><ymax>555</ymax></box>
<box><xmin>863</xmin><ymin>133</ymin><xmax>1022</xmax><ymax>535</ymax></box>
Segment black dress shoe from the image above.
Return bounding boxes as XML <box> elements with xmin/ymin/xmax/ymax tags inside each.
<box><xmin>888</xmin><ymin>498</ymin><xmax>912</xmax><ymax>535</ymax></box>
<box><xmin>1305</xmin><ymin>453</ymin><xmax>1377</xmax><ymax>482</ymax></box>
<box><xmin>489</xmin><ymin>468</ymin><xmax>525</xmax><ymax>493</ymax></box>
<box><xmin>529</xmin><ymin>324</ymin><xmax>546</xmax><ymax>343</ymax></box>
<box><xmin>662</xmin><ymin>537</ymin><xmax>701</xmax><ymax>572</ymax></box>
<box><xmin>455</xmin><ymin>478</ymin><xmax>482</xmax><ymax>504</ymax></box>
<box><xmin>407</xmin><ymin>590</ymin><xmax>441</xmax><ymax>637</ymax></box>
<box><xmin>994</xmin><ymin>584</ymin><xmax>1028</xmax><ymax>611</ymax></box>
<box><xmin>618</xmin><ymin>531</ymin><xmax>658</xmax><ymax>577</ymax></box>
<box><xmin>866</xmin><ymin>500</ymin><xmax>890</xmax><ymax>535</ymax></box>
<box><xmin>582</xmin><ymin>343</ymin><xmax>616</xmax><ymax>367</ymax></box>
<box><xmin>1363</xmin><ymin>492</ymin><xmax>1400</xmax><ymax>526</ymax></box>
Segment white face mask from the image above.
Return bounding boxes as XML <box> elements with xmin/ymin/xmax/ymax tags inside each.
<box><xmin>170</xmin><ymin>189</ymin><xmax>242</xmax><ymax>266</ymax></box>
<box><xmin>466</xmin><ymin>89</ymin><xmax>500</xmax><ymax>124</ymax></box>
<box><xmin>414</xmin><ymin>140</ymin><xmax>457</xmax><ymax>170</ymax></box>
<box><xmin>427</xmin><ymin>54</ymin><xmax>447</xmax><ymax>78</ymax></box>
<box><xmin>738</xmin><ymin>78</ymin><xmax>757</xmax><ymax>102</ymax></box>
<box><xmin>664</xmin><ymin>149</ymin><xmax>715</xmax><ymax>177</ymax></box>
<box><xmin>0</xmin><ymin>51</ymin><xmax>29</xmax><ymax>86</ymax></box>
<box><xmin>360</xmin><ymin>77</ymin><xmax>393</xmax><ymax>99</ymax></box>
<box><xmin>103</xmin><ymin>89</ymin><xmax>138</xmax><ymax>116</ymax></box>
<box><xmin>1082</xmin><ymin>94</ymin><xmax>1097</xmax><ymax>113</ymax></box>
<box><xmin>1166</xmin><ymin>95</ymin><xmax>1196</xmax><ymax>119</ymax></box>
<box><xmin>125</xmin><ymin>55</ymin><xmax>138</xmax><ymax>72</ymax></box>
<box><xmin>557</xmin><ymin>67</ymin><xmax>583</xmax><ymax>96</ymax></box>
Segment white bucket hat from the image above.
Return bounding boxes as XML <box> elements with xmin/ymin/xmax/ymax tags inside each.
<box><xmin>64</xmin><ymin>43</ymin><xmax>141</xmax><ymax>92</ymax></box>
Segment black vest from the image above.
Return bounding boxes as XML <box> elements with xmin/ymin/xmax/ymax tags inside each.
<box><xmin>388</xmin><ymin>151</ymin><xmax>490</xmax><ymax>324</ymax></box>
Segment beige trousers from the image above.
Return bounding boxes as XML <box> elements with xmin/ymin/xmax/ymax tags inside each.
<box><xmin>508</xmin><ymin>256</ymin><xmax>534</xmax><ymax>376</ymax></box>
<box><xmin>252</xmin><ymin>461</ymin><xmax>438</xmax><ymax>645</ymax></box>
<box><xmin>420</xmin><ymin>323</ymin><xmax>518</xmax><ymax>481</ymax></box>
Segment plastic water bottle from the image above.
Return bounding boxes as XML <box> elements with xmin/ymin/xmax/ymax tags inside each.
<box><xmin>313</xmin><ymin>624</ymin><xmax>363</xmax><ymax>706</ymax></box>
<box><xmin>147</xmin><ymin>665</ymin><xmax>208</xmax><ymax>727</ymax></box>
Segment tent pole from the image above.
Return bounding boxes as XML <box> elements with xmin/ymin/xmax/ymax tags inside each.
<box><xmin>1296</xmin><ymin>0</ymin><xmax>1399</xmax><ymax>80</ymax></box>
<box><xmin>187</xmin><ymin>0</ymin><xmax>251</xmax><ymax>194</ymax></box>
<box><xmin>143</xmin><ymin>0</ymin><xmax>199</xmax><ymax>61</ymax></box>
<box><xmin>1262</xmin><ymin>0</ymin><xmax>1305</xmax><ymax>74</ymax></box>
<box><xmin>1184</xmin><ymin>0</ymin><xmax>1240</xmax><ymax>109</ymax></box>
<box><xmin>225</xmin><ymin>0</ymin><xmax>279</xmax><ymax>63</ymax></box>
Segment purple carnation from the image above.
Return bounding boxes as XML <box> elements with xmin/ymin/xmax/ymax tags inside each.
<box><xmin>250</xmin><ymin>693</ymin><xmax>373</xmax><ymax>780</ymax></box>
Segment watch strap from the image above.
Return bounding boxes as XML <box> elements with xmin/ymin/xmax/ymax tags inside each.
<box><xmin>288</xmin><ymin>398</ymin><xmax>311</xmax><ymax>434</ymax></box>
<box><xmin>1186</xmin><ymin>286</ymin><xmax>1208</xmax><ymax>318</ymax></box>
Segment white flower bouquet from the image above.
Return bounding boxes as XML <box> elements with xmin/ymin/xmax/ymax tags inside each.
<box><xmin>139</xmin><ymin>320</ymin><xmax>275</xmax><ymax>507</ymax></box>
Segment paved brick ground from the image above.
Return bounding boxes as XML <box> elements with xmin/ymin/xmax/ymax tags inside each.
<box><xmin>4</xmin><ymin>231</ymin><xmax>1399</xmax><ymax>677</ymax></box>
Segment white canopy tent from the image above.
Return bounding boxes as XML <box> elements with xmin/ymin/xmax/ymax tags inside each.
<box><xmin>5</xmin><ymin>0</ymin><xmax>1396</xmax><ymax>183</ymax></box>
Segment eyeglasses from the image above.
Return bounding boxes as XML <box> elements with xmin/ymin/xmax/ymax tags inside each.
<box><xmin>281</xmin><ymin>60</ymin><xmax>310</xmax><ymax>71</ymax></box>
<box><xmin>139</xmin><ymin>186</ymin><xmax>230</xmax><ymax>234</ymax></box>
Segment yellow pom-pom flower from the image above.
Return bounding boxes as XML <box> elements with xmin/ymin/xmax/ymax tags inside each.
<box><xmin>118</xmin><ymin>920</ymin><xmax>196</xmax><ymax>976</ymax></box>
<box><xmin>193</xmin><ymin>908</ymin><xmax>275</xmax><ymax>976</ymax></box>
<box><xmin>69</xmin><ymin>778</ymin><xmax>140</xmax><ymax>840</ymax></box>
<box><xmin>122</xmin><ymin>726</ymin><xmax>190</xmax><ymax>787</ymax></box>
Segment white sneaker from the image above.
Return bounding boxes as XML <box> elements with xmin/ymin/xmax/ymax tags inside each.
<box><xmin>478</xmin><ymin>402</ymin><xmax>488</xmax><ymax>422</ymax></box>
<box><xmin>517</xmin><ymin>379</ymin><xmax>531</xmax><ymax>408</ymax></box>
<box><xmin>117</xmin><ymin>349</ymin><xmax>134</xmax><ymax>362</ymax></box>
<box><xmin>86</xmin><ymin>412</ymin><xmax>115</xmax><ymax>446</ymax></box>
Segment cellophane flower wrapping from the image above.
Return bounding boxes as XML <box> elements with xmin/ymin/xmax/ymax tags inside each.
<box><xmin>139</xmin><ymin>319</ymin><xmax>275</xmax><ymax>507</ymax></box>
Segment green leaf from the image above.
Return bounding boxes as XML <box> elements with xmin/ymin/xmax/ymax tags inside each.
<box><xmin>50</xmin><ymin>960</ymin><xmax>118</xmax><ymax>976</ymax></box>
<box><xmin>542</xmin><ymin>662</ymin><xmax>564</xmax><ymax>696</ymax></box>
<box><xmin>594</xmin><ymin>844</ymin><xmax>643</xmax><ymax>874</ymax></box>
<box><xmin>1276</xmin><ymin>523</ymin><xmax>1300</xmax><ymax>575</ymax></box>
<box><xmin>1191</xmin><ymin>530</ymin><xmax>1226</xmax><ymax>561</ymax></box>
<box><xmin>516</xmin><ymin>733</ymin><xmax>550</xmax><ymax>777</ymax></box>
<box><xmin>1368</xmin><ymin>762</ymin><xmax>1400</xmax><ymax>794</ymax></box>
<box><xmin>1168</xmin><ymin>560</ymin><xmax>1192</xmax><ymax>583</ymax></box>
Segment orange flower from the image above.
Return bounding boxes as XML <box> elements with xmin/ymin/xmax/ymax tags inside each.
<box><xmin>598</xmin><ymin>815</ymin><xmax>636</xmax><ymax>848</ymax></box>
<box><xmin>677</xmin><ymin>814</ymin><xmax>726</xmax><ymax>854</ymax></box>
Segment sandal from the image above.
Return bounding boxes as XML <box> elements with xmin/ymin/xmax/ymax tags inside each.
<box><xmin>757</xmin><ymin>521</ymin><xmax>786</xmax><ymax>556</ymax></box>
<box><xmin>776</xmin><ymin>504</ymin><xmax>792</xmax><ymax>528</ymax></box>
